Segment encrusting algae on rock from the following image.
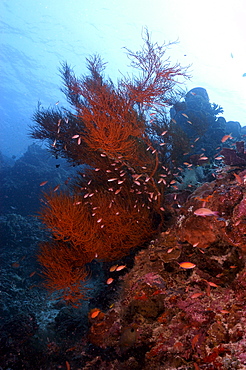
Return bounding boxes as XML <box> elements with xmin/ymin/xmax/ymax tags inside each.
<box><xmin>81</xmin><ymin>165</ymin><xmax>246</xmax><ymax>368</ymax></box>
<box><xmin>85</xmin><ymin>224</ymin><xmax>246</xmax><ymax>368</ymax></box>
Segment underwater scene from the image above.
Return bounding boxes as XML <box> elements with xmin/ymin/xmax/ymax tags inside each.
<box><xmin>1</xmin><ymin>1</ymin><xmax>246</xmax><ymax>369</ymax></box>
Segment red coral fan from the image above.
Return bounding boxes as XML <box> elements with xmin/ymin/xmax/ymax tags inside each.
<box><xmin>31</xmin><ymin>31</ymin><xmax>189</xmax><ymax>305</ymax></box>
<box><xmin>40</xmin><ymin>188</ymin><xmax>155</xmax><ymax>262</ymax></box>
<box><xmin>38</xmin><ymin>241</ymin><xmax>90</xmax><ymax>306</ymax></box>
<box><xmin>31</xmin><ymin>30</ymin><xmax>188</xmax><ymax>173</ymax></box>
<box><xmin>88</xmin><ymin>190</ymin><xmax>156</xmax><ymax>261</ymax></box>
<box><xmin>75</xmin><ymin>78</ymin><xmax>145</xmax><ymax>160</ymax></box>
<box><xmin>122</xmin><ymin>30</ymin><xmax>188</xmax><ymax>107</ymax></box>
<box><xmin>39</xmin><ymin>192</ymin><xmax>99</xmax><ymax>258</ymax></box>
<box><xmin>37</xmin><ymin>186</ymin><xmax>157</xmax><ymax>303</ymax></box>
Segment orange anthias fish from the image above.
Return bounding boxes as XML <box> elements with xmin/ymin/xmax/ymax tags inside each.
<box><xmin>89</xmin><ymin>308</ymin><xmax>104</xmax><ymax>319</ymax></box>
<box><xmin>233</xmin><ymin>173</ymin><xmax>243</xmax><ymax>184</ymax></box>
<box><xmin>109</xmin><ymin>265</ymin><xmax>118</xmax><ymax>272</ymax></box>
<box><xmin>194</xmin><ymin>208</ymin><xmax>218</xmax><ymax>217</ymax></box>
<box><xmin>116</xmin><ymin>265</ymin><xmax>126</xmax><ymax>272</ymax></box>
<box><xmin>106</xmin><ymin>278</ymin><xmax>114</xmax><ymax>285</ymax></box>
<box><xmin>194</xmin><ymin>194</ymin><xmax>213</xmax><ymax>203</ymax></box>
<box><xmin>179</xmin><ymin>262</ymin><xmax>196</xmax><ymax>269</ymax></box>
<box><xmin>221</xmin><ymin>134</ymin><xmax>233</xmax><ymax>143</ymax></box>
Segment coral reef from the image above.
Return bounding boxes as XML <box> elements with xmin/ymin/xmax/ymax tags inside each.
<box><xmin>3</xmin><ymin>31</ymin><xmax>246</xmax><ymax>369</ymax></box>
<box><xmin>169</xmin><ymin>86</ymin><xmax>225</xmax><ymax>166</ymax></box>
<box><xmin>81</xmin><ymin>171</ymin><xmax>246</xmax><ymax>368</ymax></box>
<box><xmin>73</xmin><ymin>158</ymin><xmax>246</xmax><ymax>369</ymax></box>
<box><xmin>0</xmin><ymin>143</ymin><xmax>77</xmax><ymax>216</ymax></box>
<box><xmin>78</xmin><ymin>234</ymin><xmax>246</xmax><ymax>369</ymax></box>
<box><xmin>177</xmin><ymin>169</ymin><xmax>246</xmax><ymax>250</ymax></box>
<box><xmin>221</xmin><ymin>141</ymin><xmax>246</xmax><ymax>166</ymax></box>
<box><xmin>1</xmin><ymin>177</ymin><xmax>246</xmax><ymax>368</ymax></box>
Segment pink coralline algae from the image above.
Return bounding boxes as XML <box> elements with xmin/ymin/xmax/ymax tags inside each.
<box><xmin>132</xmin><ymin>272</ymin><xmax>166</xmax><ymax>290</ymax></box>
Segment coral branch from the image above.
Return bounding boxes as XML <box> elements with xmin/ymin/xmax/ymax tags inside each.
<box><xmin>31</xmin><ymin>30</ymin><xmax>189</xmax><ymax>305</ymax></box>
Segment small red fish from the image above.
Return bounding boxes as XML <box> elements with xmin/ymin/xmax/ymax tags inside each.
<box><xmin>207</xmin><ymin>281</ymin><xmax>219</xmax><ymax>287</ymax></box>
<box><xmin>191</xmin><ymin>334</ymin><xmax>200</xmax><ymax>350</ymax></box>
<box><xmin>194</xmin><ymin>208</ymin><xmax>218</xmax><ymax>217</ymax></box>
<box><xmin>233</xmin><ymin>173</ymin><xmax>243</xmax><ymax>184</ymax></box>
<box><xmin>12</xmin><ymin>262</ymin><xmax>20</xmax><ymax>268</ymax></box>
<box><xmin>221</xmin><ymin>134</ymin><xmax>233</xmax><ymax>143</ymax></box>
<box><xmin>106</xmin><ymin>278</ymin><xmax>114</xmax><ymax>285</ymax></box>
<box><xmin>39</xmin><ymin>181</ymin><xmax>48</xmax><ymax>186</ymax></box>
<box><xmin>90</xmin><ymin>309</ymin><xmax>102</xmax><ymax>319</ymax></box>
<box><xmin>134</xmin><ymin>293</ymin><xmax>148</xmax><ymax>301</ymax></box>
<box><xmin>220</xmin><ymin>310</ymin><xmax>230</xmax><ymax>314</ymax></box>
<box><xmin>109</xmin><ymin>265</ymin><xmax>118</xmax><ymax>272</ymax></box>
<box><xmin>116</xmin><ymin>265</ymin><xmax>126</xmax><ymax>272</ymax></box>
<box><xmin>179</xmin><ymin>262</ymin><xmax>196</xmax><ymax>269</ymax></box>
<box><xmin>191</xmin><ymin>292</ymin><xmax>203</xmax><ymax>299</ymax></box>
